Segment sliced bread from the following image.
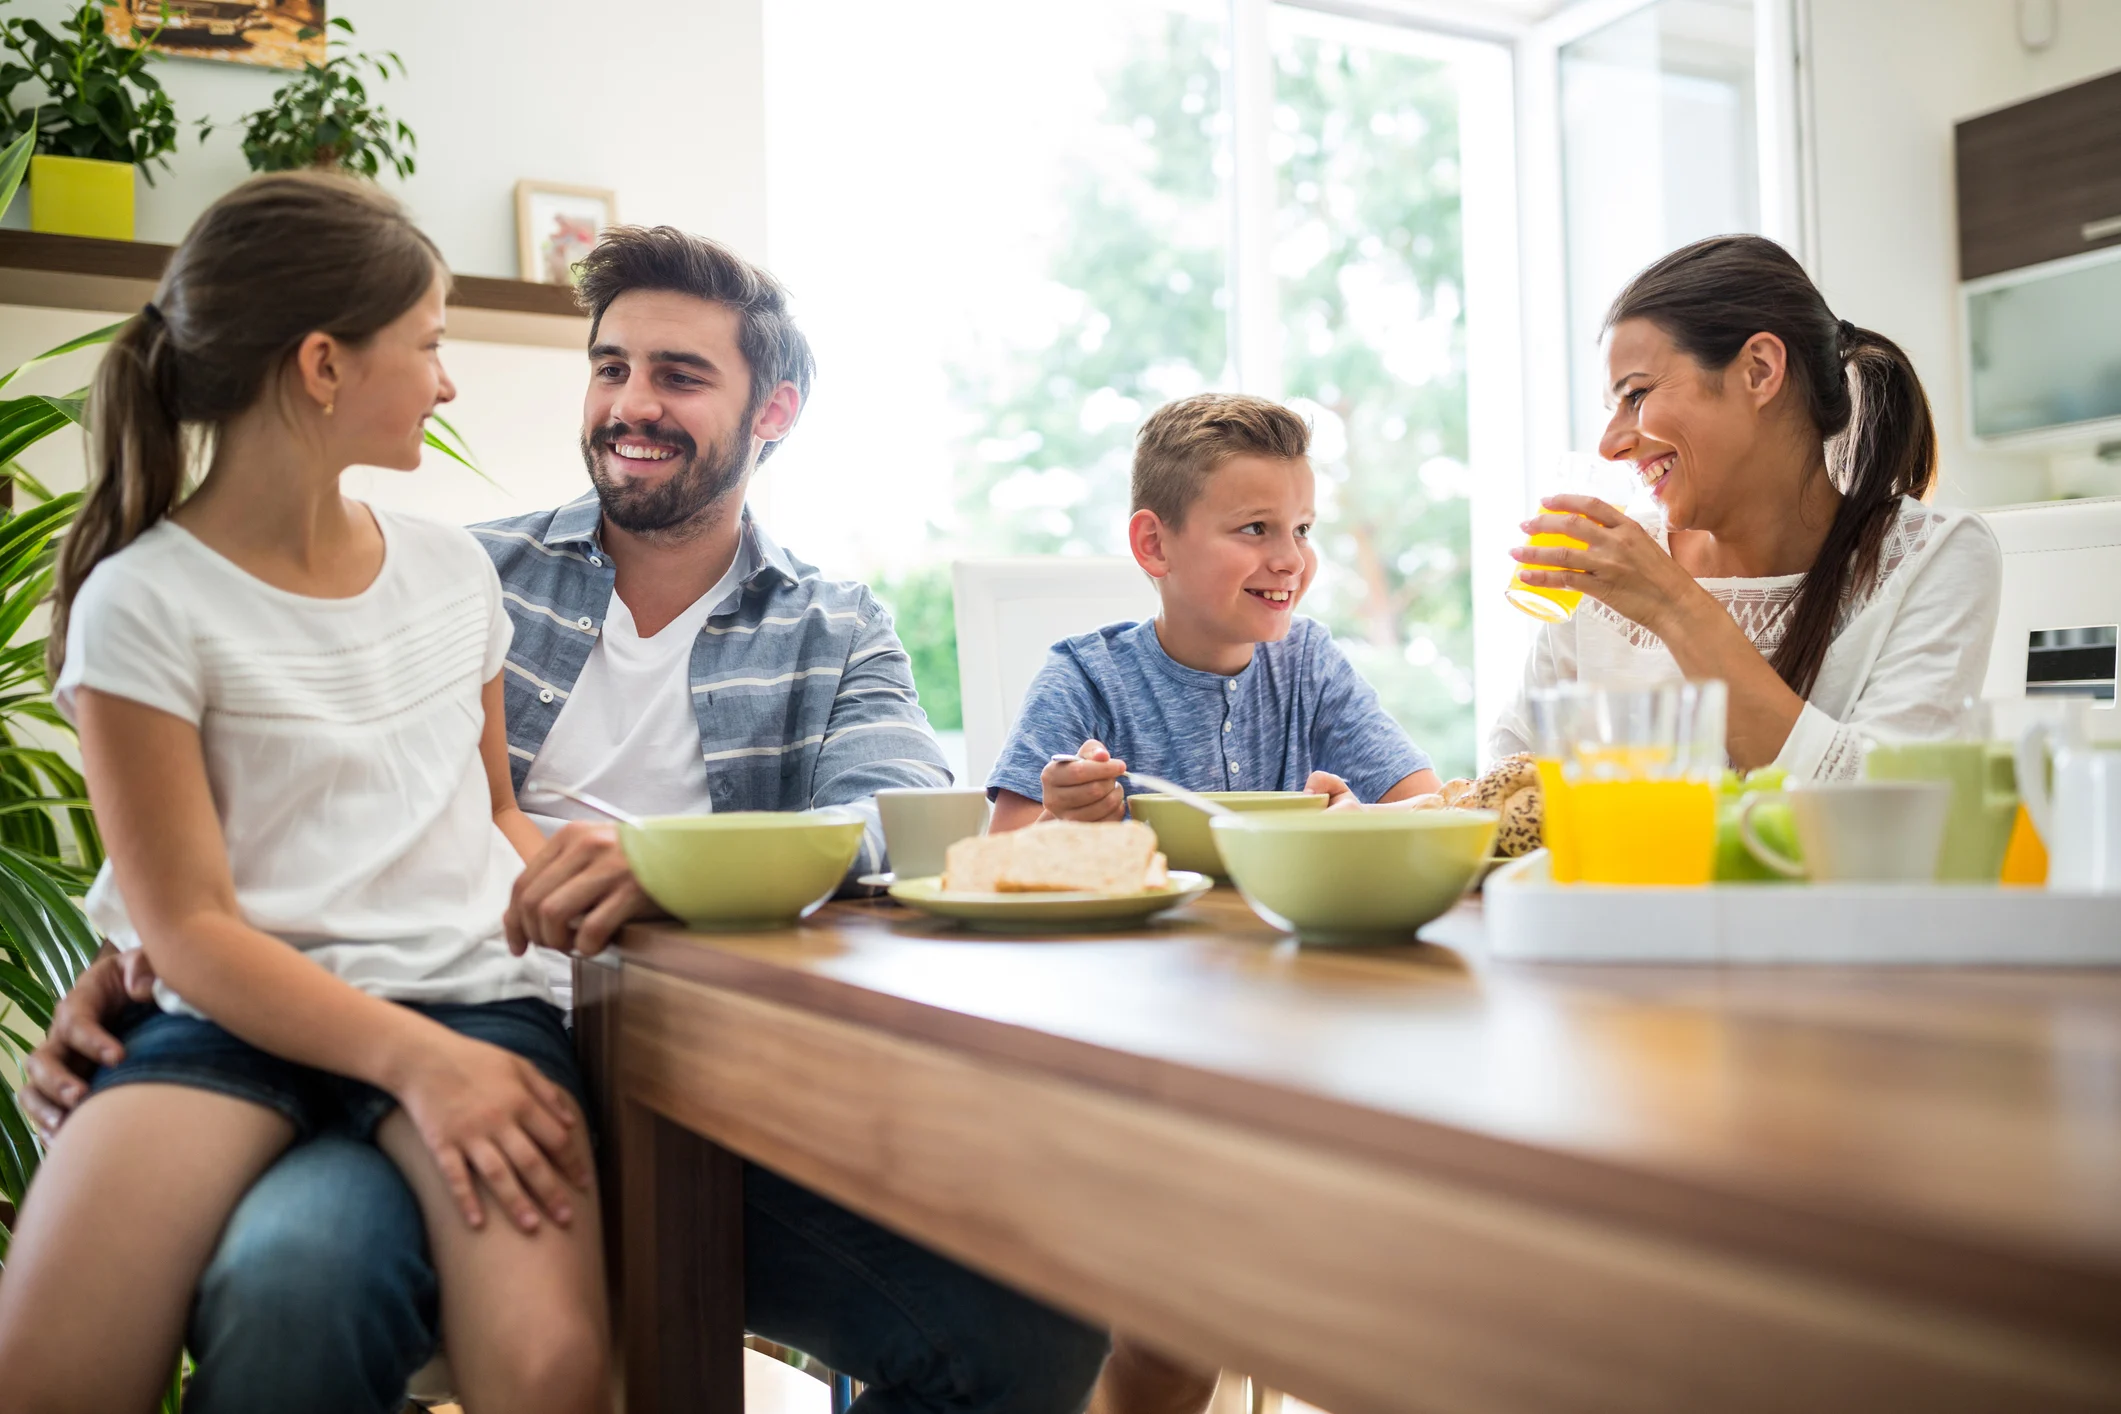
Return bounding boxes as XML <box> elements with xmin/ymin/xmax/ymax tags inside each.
<box><xmin>942</xmin><ymin>820</ymin><xmax>1166</xmax><ymax>895</ymax></box>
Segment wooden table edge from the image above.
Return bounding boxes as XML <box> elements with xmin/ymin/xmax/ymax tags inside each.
<box><xmin>613</xmin><ymin>911</ymin><xmax>2121</xmax><ymax>1353</ymax></box>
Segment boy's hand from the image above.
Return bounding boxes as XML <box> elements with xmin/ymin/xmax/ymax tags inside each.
<box><xmin>1041</xmin><ymin>740</ymin><xmax>1129</xmax><ymax>822</ymax></box>
<box><xmin>1304</xmin><ymin>771</ymin><xmax>1362</xmax><ymax>811</ymax></box>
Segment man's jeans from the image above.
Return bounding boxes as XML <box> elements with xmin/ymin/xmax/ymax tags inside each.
<box><xmin>186</xmin><ymin>1136</ymin><xmax>1109</xmax><ymax>1414</ymax></box>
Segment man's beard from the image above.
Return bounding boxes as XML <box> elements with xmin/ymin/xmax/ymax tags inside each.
<box><xmin>580</xmin><ymin>417</ymin><xmax>749</xmax><ymax>537</ymax></box>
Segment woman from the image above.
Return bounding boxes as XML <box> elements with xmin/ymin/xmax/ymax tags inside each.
<box><xmin>1494</xmin><ymin>235</ymin><xmax>2001</xmax><ymax>777</ymax></box>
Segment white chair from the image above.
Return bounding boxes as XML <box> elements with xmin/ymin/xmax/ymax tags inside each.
<box><xmin>1979</xmin><ymin>495</ymin><xmax>2121</xmax><ymax>705</ymax></box>
<box><xmin>951</xmin><ymin>557</ymin><xmax>1158</xmax><ymax>794</ymax></box>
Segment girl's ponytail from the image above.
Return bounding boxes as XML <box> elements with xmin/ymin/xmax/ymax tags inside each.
<box><xmin>45</xmin><ymin>171</ymin><xmax>444</xmax><ymax>679</ymax></box>
<box><xmin>49</xmin><ymin>305</ymin><xmax>188</xmax><ymax>678</ymax></box>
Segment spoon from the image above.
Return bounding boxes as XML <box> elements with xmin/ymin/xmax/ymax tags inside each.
<box><xmin>1047</xmin><ymin>754</ymin><xmax>1236</xmax><ymax>819</ymax></box>
<box><xmin>522</xmin><ymin>778</ymin><xmax>646</xmax><ymax>829</ymax></box>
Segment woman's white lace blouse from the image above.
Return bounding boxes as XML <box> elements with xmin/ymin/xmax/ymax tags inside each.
<box><xmin>1491</xmin><ymin>498</ymin><xmax>2004</xmax><ymax>780</ymax></box>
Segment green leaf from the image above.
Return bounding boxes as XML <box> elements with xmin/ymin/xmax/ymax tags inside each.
<box><xmin>0</xmin><ymin>1087</ymin><xmax>39</xmax><ymax>1214</ymax></box>
<box><xmin>0</xmin><ymin>566</ymin><xmax>54</xmax><ymax>648</ymax></box>
<box><xmin>0</xmin><ymin>322</ymin><xmax>121</xmax><ymax>398</ymax></box>
<box><xmin>0</xmin><ymin>797</ymin><xmax>89</xmax><ymax>817</ymax></box>
<box><xmin>0</xmin><ymin>843</ymin><xmax>102</xmax><ymax>995</ymax></box>
<box><xmin>424</xmin><ymin>416</ymin><xmax>499</xmax><ymax>488</ymax></box>
<box><xmin>0</xmin><ymin>956</ymin><xmax>53</xmax><ymax>1030</ymax></box>
<box><xmin>0</xmin><ymin>397</ymin><xmax>70</xmax><ymax>469</ymax></box>
<box><xmin>0</xmin><ymin>494</ymin><xmax>82</xmax><ymax>580</ymax></box>
<box><xmin>1</xmin><ymin>462</ymin><xmax>57</xmax><ymax>503</ymax></box>
<box><xmin>0</xmin><ymin>124</ymin><xmax>33</xmax><ymax>215</ymax></box>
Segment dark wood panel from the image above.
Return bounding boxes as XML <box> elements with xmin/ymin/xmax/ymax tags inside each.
<box><xmin>617</xmin><ymin>891</ymin><xmax>2121</xmax><ymax>1351</ymax></box>
<box><xmin>616</xmin><ymin>1098</ymin><xmax>745</xmax><ymax>1414</ymax></box>
<box><xmin>448</xmin><ymin>271</ymin><xmax>583</xmax><ymax>318</ymax></box>
<box><xmin>0</xmin><ymin>228</ymin><xmax>582</xmax><ymax>318</ymax></box>
<box><xmin>1957</xmin><ymin>69</ymin><xmax>2121</xmax><ymax>279</ymax></box>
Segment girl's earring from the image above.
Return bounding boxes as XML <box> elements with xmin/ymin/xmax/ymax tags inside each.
<box><xmin>323</xmin><ymin>401</ymin><xmax>335</xmax><ymax>417</ymax></box>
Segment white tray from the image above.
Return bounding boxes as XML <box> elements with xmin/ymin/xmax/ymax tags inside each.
<box><xmin>1483</xmin><ymin>852</ymin><xmax>2121</xmax><ymax>965</ymax></box>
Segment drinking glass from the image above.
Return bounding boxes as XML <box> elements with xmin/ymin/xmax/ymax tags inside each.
<box><xmin>1504</xmin><ymin>453</ymin><xmax>1645</xmax><ymax>624</ymax></box>
<box><xmin>1526</xmin><ymin>685</ymin><xmax>1589</xmax><ymax>883</ymax></box>
<box><xmin>1554</xmin><ymin>681</ymin><xmax>1727</xmax><ymax>886</ymax></box>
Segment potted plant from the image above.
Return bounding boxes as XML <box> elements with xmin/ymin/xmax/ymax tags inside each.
<box><xmin>218</xmin><ymin>16</ymin><xmax>415</xmax><ymax>179</ymax></box>
<box><xmin>0</xmin><ymin>0</ymin><xmax>179</xmax><ymax>240</ymax></box>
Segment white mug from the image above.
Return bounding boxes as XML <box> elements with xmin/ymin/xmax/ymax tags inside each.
<box><xmin>2016</xmin><ymin>723</ymin><xmax>2121</xmax><ymax>893</ymax></box>
<box><xmin>875</xmin><ymin>788</ymin><xmax>991</xmax><ymax>880</ymax></box>
<box><xmin>1739</xmin><ymin>780</ymin><xmax>1951</xmax><ymax>882</ymax></box>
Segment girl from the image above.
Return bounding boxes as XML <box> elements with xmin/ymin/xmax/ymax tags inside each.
<box><xmin>0</xmin><ymin>174</ymin><xmax>609</xmax><ymax>1412</ymax></box>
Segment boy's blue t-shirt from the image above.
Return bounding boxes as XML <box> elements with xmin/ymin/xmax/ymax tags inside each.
<box><xmin>987</xmin><ymin>616</ymin><xmax>1431</xmax><ymax>806</ymax></box>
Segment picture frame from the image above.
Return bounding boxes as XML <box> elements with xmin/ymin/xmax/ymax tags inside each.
<box><xmin>515</xmin><ymin>180</ymin><xmax>618</xmax><ymax>287</ymax></box>
<box><xmin>103</xmin><ymin>0</ymin><xmax>327</xmax><ymax>71</ymax></box>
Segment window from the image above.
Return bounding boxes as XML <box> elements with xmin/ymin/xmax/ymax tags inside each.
<box><xmin>1268</xmin><ymin>8</ymin><xmax>1492</xmax><ymax>769</ymax></box>
<box><xmin>766</xmin><ymin>1</ymin><xmax>1513</xmax><ymax>778</ymax></box>
<box><xmin>1558</xmin><ymin>0</ymin><xmax>1761</xmax><ymax>449</ymax></box>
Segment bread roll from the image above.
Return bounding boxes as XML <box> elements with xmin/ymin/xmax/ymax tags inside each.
<box><xmin>1470</xmin><ymin>754</ymin><xmax>1539</xmax><ymax>809</ymax></box>
<box><xmin>1493</xmin><ymin>781</ymin><xmax>1544</xmax><ymax>857</ymax></box>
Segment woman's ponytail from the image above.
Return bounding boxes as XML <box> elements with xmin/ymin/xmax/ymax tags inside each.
<box><xmin>1774</xmin><ymin>325</ymin><xmax>1937</xmax><ymax>697</ymax></box>
<box><xmin>48</xmin><ymin>306</ymin><xmax>188</xmax><ymax>678</ymax></box>
<box><xmin>1605</xmin><ymin>236</ymin><xmax>1939</xmax><ymax>699</ymax></box>
<box><xmin>43</xmin><ymin>171</ymin><xmax>443</xmax><ymax>680</ymax></box>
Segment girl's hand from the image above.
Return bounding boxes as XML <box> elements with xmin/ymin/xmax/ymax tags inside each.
<box><xmin>395</xmin><ymin>1033</ymin><xmax>591</xmax><ymax>1234</ymax></box>
<box><xmin>1510</xmin><ymin>495</ymin><xmax>1708</xmax><ymax>637</ymax></box>
<box><xmin>1040</xmin><ymin>740</ymin><xmax>1129</xmax><ymax>823</ymax></box>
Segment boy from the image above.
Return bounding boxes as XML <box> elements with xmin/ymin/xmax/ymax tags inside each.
<box><xmin>988</xmin><ymin>391</ymin><xmax>1441</xmax><ymax>830</ymax></box>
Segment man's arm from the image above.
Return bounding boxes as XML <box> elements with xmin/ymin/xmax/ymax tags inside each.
<box><xmin>809</xmin><ymin>591</ymin><xmax>954</xmax><ymax>886</ymax></box>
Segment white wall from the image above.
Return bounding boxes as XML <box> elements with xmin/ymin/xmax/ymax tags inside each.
<box><xmin>1806</xmin><ymin>0</ymin><xmax>2121</xmax><ymax>508</ymax></box>
<box><xmin>2</xmin><ymin>0</ymin><xmax>767</xmax><ymax>272</ymax></box>
<box><xmin>2</xmin><ymin>0</ymin><xmax>768</xmax><ymax>523</ymax></box>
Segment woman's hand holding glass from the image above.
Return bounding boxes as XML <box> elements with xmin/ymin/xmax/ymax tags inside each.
<box><xmin>1510</xmin><ymin>494</ymin><xmax>1712</xmax><ymax>638</ymax></box>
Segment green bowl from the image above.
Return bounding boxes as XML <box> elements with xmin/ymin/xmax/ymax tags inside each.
<box><xmin>1210</xmin><ymin>808</ymin><xmax>1498</xmax><ymax>945</ymax></box>
<box><xmin>1130</xmin><ymin>791</ymin><xmax>1329</xmax><ymax>876</ymax></box>
<box><xmin>619</xmin><ymin>809</ymin><xmax>866</xmax><ymax>929</ymax></box>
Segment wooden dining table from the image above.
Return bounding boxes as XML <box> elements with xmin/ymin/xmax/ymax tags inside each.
<box><xmin>575</xmin><ymin>887</ymin><xmax>2121</xmax><ymax>1414</ymax></box>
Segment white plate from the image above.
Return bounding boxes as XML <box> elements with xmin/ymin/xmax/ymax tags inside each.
<box><xmin>887</xmin><ymin>872</ymin><xmax>1214</xmax><ymax>931</ymax></box>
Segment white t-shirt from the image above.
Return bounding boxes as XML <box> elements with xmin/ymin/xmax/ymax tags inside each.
<box><xmin>521</xmin><ymin>554</ymin><xmax>742</xmax><ymax>1003</ymax></box>
<box><xmin>55</xmin><ymin>506</ymin><xmax>552</xmax><ymax>1017</ymax></box>
<box><xmin>1492</xmin><ymin>498</ymin><xmax>2004</xmax><ymax>781</ymax></box>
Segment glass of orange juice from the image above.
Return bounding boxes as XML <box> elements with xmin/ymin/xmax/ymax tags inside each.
<box><xmin>1557</xmin><ymin>681</ymin><xmax>1727</xmax><ymax>886</ymax></box>
<box><xmin>1504</xmin><ymin>531</ymin><xmax>1589</xmax><ymax>622</ymax></box>
<box><xmin>1504</xmin><ymin>453</ymin><xmax>1643</xmax><ymax>624</ymax></box>
<box><xmin>1527</xmin><ymin>686</ymin><xmax>1588</xmax><ymax>882</ymax></box>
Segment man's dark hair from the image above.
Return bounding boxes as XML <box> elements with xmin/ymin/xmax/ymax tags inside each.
<box><xmin>574</xmin><ymin>226</ymin><xmax>816</xmax><ymax>461</ymax></box>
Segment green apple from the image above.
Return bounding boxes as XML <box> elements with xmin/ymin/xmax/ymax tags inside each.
<box><xmin>1714</xmin><ymin>775</ymin><xmax>1800</xmax><ymax>883</ymax></box>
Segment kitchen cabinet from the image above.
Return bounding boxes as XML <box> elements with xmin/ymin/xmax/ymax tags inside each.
<box><xmin>1956</xmin><ymin>68</ymin><xmax>2121</xmax><ymax>281</ymax></box>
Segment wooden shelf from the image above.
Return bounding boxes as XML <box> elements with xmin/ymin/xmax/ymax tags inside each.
<box><xmin>0</xmin><ymin>229</ymin><xmax>589</xmax><ymax>349</ymax></box>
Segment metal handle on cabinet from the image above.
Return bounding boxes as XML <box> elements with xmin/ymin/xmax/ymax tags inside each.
<box><xmin>2083</xmin><ymin>214</ymin><xmax>2121</xmax><ymax>243</ymax></box>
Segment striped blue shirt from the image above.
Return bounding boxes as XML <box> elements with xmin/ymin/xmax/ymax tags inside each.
<box><xmin>472</xmin><ymin>493</ymin><xmax>952</xmax><ymax>888</ymax></box>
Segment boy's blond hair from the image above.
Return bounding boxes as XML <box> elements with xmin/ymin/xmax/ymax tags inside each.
<box><xmin>1131</xmin><ymin>393</ymin><xmax>1310</xmax><ymax>528</ymax></box>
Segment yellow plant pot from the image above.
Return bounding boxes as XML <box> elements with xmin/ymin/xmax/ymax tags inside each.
<box><xmin>29</xmin><ymin>155</ymin><xmax>136</xmax><ymax>241</ymax></box>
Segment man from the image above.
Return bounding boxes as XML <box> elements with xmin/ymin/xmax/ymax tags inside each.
<box><xmin>21</xmin><ymin>226</ymin><xmax>1110</xmax><ymax>1414</ymax></box>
